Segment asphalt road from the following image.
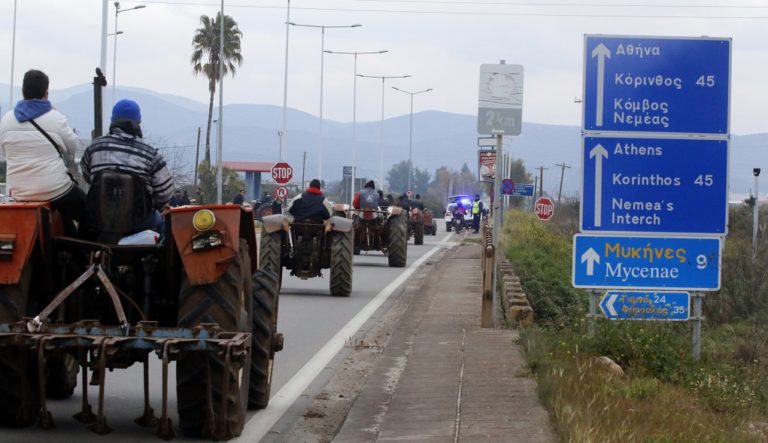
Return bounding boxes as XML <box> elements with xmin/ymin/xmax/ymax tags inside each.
<box><xmin>0</xmin><ymin>228</ymin><xmax>453</xmax><ymax>443</ymax></box>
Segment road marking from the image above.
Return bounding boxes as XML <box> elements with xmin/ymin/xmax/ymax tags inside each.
<box><xmin>238</xmin><ymin>233</ymin><xmax>454</xmax><ymax>441</ymax></box>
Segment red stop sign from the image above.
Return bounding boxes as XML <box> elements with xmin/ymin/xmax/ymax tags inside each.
<box><xmin>534</xmin><ymin>197</ymin><xmax>555</xmax><ymax>221</ymax></box>
<box><xmin>271</xmin><ymin>162</ymin><xmax>293</xmax><ymax>184</ymax></box>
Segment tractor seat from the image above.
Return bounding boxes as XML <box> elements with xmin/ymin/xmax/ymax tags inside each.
<box><xmin>87</xmin><ymin>172</ymin><xmax>153</xmax><ymax>244</ymax></box>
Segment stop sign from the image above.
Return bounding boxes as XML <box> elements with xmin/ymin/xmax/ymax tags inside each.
<box><xmin>534</xmin><ymin>197</ymin><xmax>555</xmax><ymax>221</ymax></box>
<box><xmin>271</xmin><ymin>162</ymin><xmax>293</xmax><ymax>184</ymax></box>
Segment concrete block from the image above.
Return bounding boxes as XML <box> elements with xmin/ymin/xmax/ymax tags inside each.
<box><xmin>509</xmin><ymin>306</ymin><xmax>534</xmax><ymax>327</ymax></box>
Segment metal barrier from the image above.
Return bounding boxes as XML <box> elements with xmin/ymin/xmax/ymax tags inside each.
<box><xmin>481</xmin><ymin>216</ymin><xmax>494</xmax><ymax>327</ymax></box>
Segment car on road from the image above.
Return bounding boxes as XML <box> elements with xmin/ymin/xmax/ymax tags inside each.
<box><xmin>444</xmin><ymin>195</ymin><xmax>474</xmax><ymax>232</ymax></box>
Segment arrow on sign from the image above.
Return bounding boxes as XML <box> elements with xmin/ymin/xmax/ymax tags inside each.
<box><xmin>589</xmin><ymin>144</ymin><xmax>609</xmax><ymax>227</ymax></box>
<box><xmin>591</xmin><ymin>43</ymin><xmax>611</xmax><ymax>127</ymax></box>
<box><xmin>603</xmin><ymin>292</ymin><xmax>619</xmax><ymax>317</ymax></box>
<box><xmin>581</xmin><ymin>247</ymin><xmax>600</xmax><ymax>276</ymax></box>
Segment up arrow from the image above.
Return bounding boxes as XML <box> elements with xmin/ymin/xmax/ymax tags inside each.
<box><xmin>581</xmin><ymin>247</ymin><xmax>600</xmax><ymax>276</ymax></box>
<box><xmin>591</xmin><ymin>43</ymin><xmax>611</xmax><ymax>127</ymax></box>
<box><xmin>589</xmin><ymin>144</ymin><xmax>609</xmax><ymax>227</ymax></box>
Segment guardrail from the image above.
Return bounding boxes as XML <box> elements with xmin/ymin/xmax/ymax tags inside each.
<box><xmin>481</xmin><ymin>216</ymin><xmax>494</xmax><ymax>327</ymax></box>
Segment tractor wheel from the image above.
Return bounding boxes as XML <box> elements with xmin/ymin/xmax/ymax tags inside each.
<box><xmin>414</xmin><ymin>221</ymin><xmax>424</xmax><ymax>245</ymax></box>
<box><xmin>0</xmin><ymin>264</ymin><xmax>39</xmax><ymax>427</ymax></box>
<box><xmin>45</xmin><ymin>352</ymin><xmax>78</xmax><ymax>399</ymax></box>
<box><xmin>387</xmin><ymin>215</ymin><xmax>408</xmax><ymax>268</ymax></box>
<box><xmin>259</xmin><ymin>231</ymin><xmax>283</xmax><ymax>292</ymax></box>
<box><xmin>330</xmin><ymin>232</ymin><xmax>353</xmax><ymax>297</ymax></box>
<box><xmin>176</xmin><ymin>240</ymin><xmax>251</xmax><ymax>439</ymax></box>
<box><xmin>446</xmin><ymin>222</ymin><xmax>452</xmax><ymax>232</ymax></box>
<box><xmin>431</xmin><ymin>221</ymin><xmax>438</xmax><ymax>235</ymax></box>
<box><xmin>248</xmin><ymin>269</ymin><xmax>279</xmax><ymax>409</ymax></box>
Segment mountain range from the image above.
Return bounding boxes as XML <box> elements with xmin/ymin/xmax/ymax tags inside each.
<box><xmin>0</xmin><ymin>82</ymin><xmax>763</xmax><ymax>201</ymax></box>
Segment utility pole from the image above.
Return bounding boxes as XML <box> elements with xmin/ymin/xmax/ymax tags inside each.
<box><xmin>194</xmin><ymin>127</ymin><xmax>201</xmax><ymax>187</ymax></box>
<box><xmin>555</xmin><ymin>162</ymin><xmax>571</xmax><ymax>206</ymax></box>
<box><xmin>754</xmin><ymin>168</ymin><xmax>761</xmax><ymax>256</ymax></box>
<box><xmin>532</xmin><ymin>176</ymin><xmax>538</xmax><ymax>212</ymax></box>
<box><xmin>538</xmin><ymin>166</ymin><xmax>548</xmax><ymax>198</ymax></box>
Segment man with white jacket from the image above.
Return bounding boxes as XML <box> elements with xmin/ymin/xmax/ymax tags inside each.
<box><xmin>0</xmin><ymin>69</ymin><xmax>87</xmax><ymax>232</ymax></box>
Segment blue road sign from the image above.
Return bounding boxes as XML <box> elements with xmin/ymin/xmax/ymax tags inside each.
<box><xmin>510</xmin><ymin>183</ymin><xmax>534</xmax><ymax>197</ymax></box>
<box><xmin>583</xmin><ymin>35</ymin><xmax>730</xmax><ymax>134</ymax></box>
<box><xmin>572</xmin><ymin>234</ymin><xmax>721</xmax><ymax>290</ymax></box>
<box><xmin>501</xmin><ymin>179</ymin><xmax>515</xmax><ymax>195</ymax></box>
<box><xmin>580</xmin><ymin>137</ymin><xmax>728</xmax><ymax>235</ymax></box>
<box><xmin>600</xmin><ymin>290</ymin><xmax>690</xmax><ymax>321</ymax></box>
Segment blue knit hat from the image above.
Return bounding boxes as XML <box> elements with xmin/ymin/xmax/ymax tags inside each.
<box><xmin>111</xmin><ymin>99</ymin><xmax>141</xmax><ymax>123</ymax></box>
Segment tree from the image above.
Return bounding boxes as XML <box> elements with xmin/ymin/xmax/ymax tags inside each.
<box><xmin>386</xmin><ymin>161</ymin><xmax>430</xmax><ymax>195</ymax></box>
<box><xmin>197</xmin><ymin>160</ymin><xmax>246</xmax><ymax>204</ymax></box>
<box><xmin>191</xmin><ymin>12</ymin><xmax>243</xmax><ymax>163</ymax></box>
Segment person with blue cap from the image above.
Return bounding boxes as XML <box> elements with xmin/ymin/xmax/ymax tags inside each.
<box><xmin>0</xmin><ymin>69</ymin><xmax>87</xmax><ymax>235</ymax></box>
<box><xmin>81</xmin><ymin>99</ymin><xmax>174</xmax><ymax>234</ymax></box>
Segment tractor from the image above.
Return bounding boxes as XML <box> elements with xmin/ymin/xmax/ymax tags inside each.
<box><xmin>407</xmin><ymin>207</ymin><xmax>425</xmax><ymax>245</ymax></box>
<box><xmin>423</xmin><ymin>208</ymin><xmax>438</xmax><ymax>236</ymax></box>
<box><xmin>258</xmin><ymin>204</ymin><xmax>354</xmax><ymax>296</ymax></box>
<box><xmin>351</xmin><ymin>206</ymin><xmax>408</xmax><ymax>267</ymax></box>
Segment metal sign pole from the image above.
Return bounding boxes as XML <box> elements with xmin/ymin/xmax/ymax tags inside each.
<box><xmin>692</xmin><ymin>292</ymin><xmax>703</xmax><ymax>361</ymax></box>
<box><xmin>491</xmin><ymin>132</ymin><xmax>503</xmax><ymax>328</ymax></box>
<box><xmin>588</xmin><ymin>290</ymin><xmax>598</xmax><ymax>337</ymax></box>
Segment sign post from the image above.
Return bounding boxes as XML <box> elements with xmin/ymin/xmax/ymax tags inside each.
<box><xmin>271</xmin><ymin>162</ymin><xmax>293</xmax><ymax>184</ymax></box>
<box><xmin>534</xmin><ymin>196</ymin><xmax>554</xmax><ymax>221</ymax></box>
<box><xmin>577</xmin><ymin>35</ymin><xmax>731</xmax><ymax>360</ymax></box>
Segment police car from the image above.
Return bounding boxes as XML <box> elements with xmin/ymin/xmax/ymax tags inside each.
<box><xmin>444</xmin><ymin>195</ymin><xmax>475</xmax><ymax>231</ymax></box>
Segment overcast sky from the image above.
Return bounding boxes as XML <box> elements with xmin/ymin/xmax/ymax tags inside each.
<box><xmin>1</xmin><ymin>0</ymin><xmax>767</xmax><ymax>135</ymax></box>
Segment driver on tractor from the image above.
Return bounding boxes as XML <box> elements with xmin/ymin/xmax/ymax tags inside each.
<box><xmin>81</xmin><ymin>99</ymin><xmax>174</xmax><ymax>237</ymax></box>
<box><xmin>289</xmin><ymin>178</ymin><xmax>330</xmax><ymax>222</ymax></box>
<box><xmin>353</xmin><ymin>180</ymin><xmax>379</xmax><ymax>211</ymax></box>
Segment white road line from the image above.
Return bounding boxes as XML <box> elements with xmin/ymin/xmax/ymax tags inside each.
<box><xmin>238</xmin><ymin>233</ymin><xmax>455</xmax><ymax>442</ymax></box>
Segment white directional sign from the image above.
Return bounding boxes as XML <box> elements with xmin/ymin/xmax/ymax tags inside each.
<box><xmin>477</xmin><ymin>64</ymin><xmax>524</xmax><ymax>135</ymax></box>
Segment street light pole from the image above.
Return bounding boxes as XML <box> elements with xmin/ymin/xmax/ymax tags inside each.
<box><xmin>325</xmin><ymin>49</ymin><xmax>388</xmax><ymax>205</ymax></box>
<box><xmin>111</xmin><ymin>2</ymin><xmax>146</xmax><ymax>106</ymax></box>
<box><xmin>392</xmin><ymin>86</ymin><xmax>433</xmax><ymax>193</ymax></box>
<box><xmin>8</xmin><ymin>0</ymin><xmax>17</xmax><ymax>112</ymax></box>
<box><xmin>358</xmin><ymin>74</ymin><xmax>411</xmax><ymax>190</ymax></box>
<box><xmin>279</xmin><ymin>0</ymin><xmax>291</xmax><ymax>162</ymax></box>
<box><xmin>288</xmin><ymin>22</ymin><xmax>361</xmax><ymax>183</ymax></box>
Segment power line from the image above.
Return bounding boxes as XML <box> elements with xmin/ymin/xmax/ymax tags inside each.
<box><xmin>132</xmin><ymin>1</ymin><xmax>768</xmax><ymax>19</ymax></box>
<box><xmin>355</xmin><ymin>0</ymin><xmax>768</xmax><ymax>8</ymax></box>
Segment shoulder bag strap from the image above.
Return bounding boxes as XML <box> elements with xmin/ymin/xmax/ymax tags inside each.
<box><xmin>28</xmin><ymin>119</ymin><xmax>65</xmax><ymax>158</ymax></box>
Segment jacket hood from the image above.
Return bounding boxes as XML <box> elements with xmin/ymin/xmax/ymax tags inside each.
<box><xmin>14</xmin><ymin>99</ymin><xmax>52</xmax><ymax>122</ymax></box>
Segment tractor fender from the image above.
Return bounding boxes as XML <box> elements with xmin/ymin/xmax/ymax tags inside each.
<box><xmin>328</xmin><ymin>216</ymin><xmax>353</xmax><ymax>233</ymax></box>
<box><xmin>170</xmin><ymin>205</ymin><xmax>243</xmax><ymax>286</ymax></box>
<box><xmin>0</xmin><ymin>203</ymin><xmax>47</xmax><ymax>285</ymax></box>
<box><xmin>262</xmin><ymin>214</ymin><xmax>288</xmax><ymax>234</ymax></box>
<box><xmin>389</xmin><ymin>206</ymin><xmax>403</xmax><ymax>217</ymax></box>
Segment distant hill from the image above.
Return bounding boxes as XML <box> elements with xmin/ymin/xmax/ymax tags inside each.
<box><xmin>0</xmin><ymin>82</ymin><xmax>763</xmax><ymax>200</ymax></box>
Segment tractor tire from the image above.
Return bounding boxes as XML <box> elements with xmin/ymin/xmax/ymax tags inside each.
<box><xmin>414</xmin><ymin>221</ymin><xmax>424</xmax><ymax>245</ymax></box>
<box><xmin>0</xmin><ymin>264</ymin><xmax>39</xmax><ymax>427</ymax></box>
<box><xmin>176</xmin><ymin>240</ymin><xmax>251</xmax><ymax>439</ymax></box>
<box><xmin>248</xmin><ymin>269</ymin><xmax>279</xmax><ymax>409</ymax></box>
<box><xmin>387</xmin><ymin>215</ymin><xmax>408</xmax><ymax>268</ymax></box>
<box><xmin>431</xmin><ymin>221</ymin><xmax>438</xmax><ymax>235</ymax></box>
<box><xmin>259</xmin><ymin>231</ymin><xmax>283</xmax><ymax>292</ymax></box>
<box><xmin>45</xmin><ymin>352</ymin><xmax>78</xmax><ymax>399</ymax></box>
<box><xmin>330</xmin><ymin>232</ymin><xmax>353</xmax><ymax>296</ymax></box>
<box><xmin>446</xmin><ymin>223</ymin><xmax>452</xmax><ymax>232</ymax></box>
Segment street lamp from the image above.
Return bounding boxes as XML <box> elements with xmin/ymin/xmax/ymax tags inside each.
<box><xmin>288</xmin><ymin>22</ymin><xmax>361</xmax><ymax>182</ymax></box>
<box><xmin>358</xmin><ymin>74</ymin><xmax>411</xmax><ymax>190</ymax></box>
<box><xmin>392</xmin><ymin>86</ymin><xmax>433</xmax><ymax>193</ymax></box>
<box><xmin>8</xmin><ymin>0</ymin><xmax>17</xmax><ymax>112</ymax></box>
<box><xmin>112</xmin><ymin>1</ymin><xmax>146</xmax><ymax>105</ymax></box>
<box><xmin>324</xmin><ymin>49</ymin><xmax>388</xmax><ymax>205</ymax></box>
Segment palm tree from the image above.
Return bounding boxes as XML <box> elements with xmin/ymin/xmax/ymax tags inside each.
<box><xmin>191</xmin><ymin>12</ymin><xmax>243</xmax><ymax>163</ymax></box>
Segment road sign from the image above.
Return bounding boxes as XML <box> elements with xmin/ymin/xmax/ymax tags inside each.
<box><xmin>583</xmin><ymin>35</ymin><xmax>731</xmax><ymax>134</ymax></box>
<box><xmin>273</xmin><ymin>185</ymin><xmax>288</xmax><ymax>199</ymax></box>
<box><xmin>478</xmin><ymin>150</ymin><xmax>496</xmax><ymax>180</ymax></box>
<box><xmin>600</xmin><ymin>290</ymin><xmax>690</xmax><ymax>321</ymax></box>
<box><xmin>501</xmin><ymin>179</ymin><xmax>515</xmax><ymax>195</ymax></box>
<box><xmin>343</xmin><ymin>166</ymin><xmax>353</xmax><ymax>178</ymax></box>
<box><xmin>478</xmin><ymin>64</ymin><xmax>524</xmax><ymax>135</ymax></box>
<box><xmin>271</xmin><ymin>162</ymin><xmax>293</xmax><ymax>184</ymax></box>
<box><xmin>534</xmin><ymin>197</ymin><xmax>554</xmax><ymax>221</ymax></box>
<box><xmin>477</xmin><ymin>136</ymin><xmax>497</xmax><ymax>147</ymax></box>
<box><xmin>510</xmin><ymin>183</ymin><xmax>534</xmax><ymax>197</ymax></box>
<box><xmin>572</xmin><ymin>234</ymin><xmax>721</xmax><ymax>290</ymax></box>
<box><xmin>580</xmin><ymin>136</ymin><xmax>728</xmax><ymax>235</ymax></box>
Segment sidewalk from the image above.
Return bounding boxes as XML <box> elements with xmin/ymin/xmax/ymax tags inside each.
<box><xmin>332</xmin><ymin>243</ymin><xmax>556</xmax><ymax>443</ymax></box>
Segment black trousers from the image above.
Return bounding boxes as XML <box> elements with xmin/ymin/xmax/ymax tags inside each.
<box><xmin>49</xmin><ymin>184</ymin><xmax>88</xmax><ymax>236</ymax></box>
<box><xmin>473</xmin><ymin>214</ymin><xmax>480</xmax><ymax>232</ymax></box>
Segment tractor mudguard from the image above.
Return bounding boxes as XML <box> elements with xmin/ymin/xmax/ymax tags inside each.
<box><xmin>170</xmin><ymin>205</ymin><xmax>243</xmax><ymax>286</ymax></box>
<box><xmin>328</xmin><ymin>216</ymin><xmax>353</xmax><ymax>233</ymax></box>
<box><xmin>0</xmin><ymin>203</ymin><xmax>51</xmax><ymax>285</ymax></box>
<box><xmin>262</xmin><ymin>214</ymin><xmax>288</xmax><ymax>234</ymax></box>
<box><xmin>389</xmin><ymin>206</ymin><xmax>403</xmax><ymax>217</ymax></box>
